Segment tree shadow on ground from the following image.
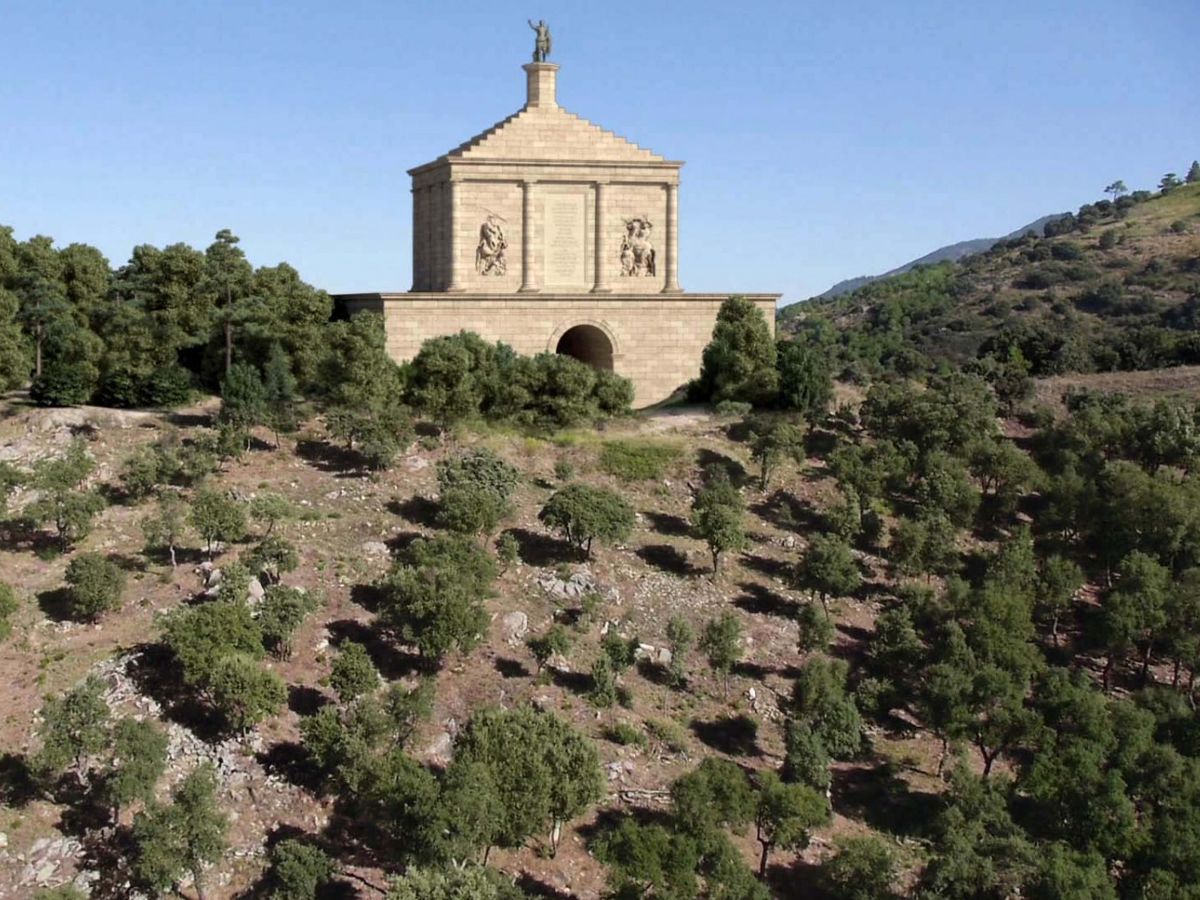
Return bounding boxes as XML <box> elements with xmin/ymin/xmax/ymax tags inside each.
<box><xmin>832</xmin><ymin>759</ymin><xmax>941</xmax><ymax>838</ymax></box>
<box><xmin>696</xmin><ymin>448</ymin><xmax>751</xmax><ymax>487</ymax></box>
<box><xmin>733</xmin><ymin>659</ymin><xmax>774</xmax><ymax>681</ymax></box>
<box><xmin>495</xmin><ymin>656</ymin><xmax>530</xmax><ymax>678</ymax></box>
<box><xmin>579</xmin><ymin>805</ymin><xmax>676</xmax><ymax>850</ymax></box>
<box><xmin>751</xmin><ymin>490</ymin><xmax>822</xmax><ymax>533</ymax></box>
<box><xmin>733</xmin><ymin>582</ymin><xmax>796</xmax><ymax>619</ymax></box>
<box><xmin>325</xmin><ymin>619</ymin><xmax>424</xmax><ymax>680</ymax></box>
<box><xmin>36</xmin><ymin>586</ymin><xmax>75</xmax><ymax>622</ymax></box>
<box><xmin>740</xmin><ymin>553</ymin><xmax>793</xmax><ymax>581</ymax></box>
<box><xmin>387</xmin><ymin>495</ymin><xmax>441</xmax><ymax>529</ymax></box>
<box><xmin>256</xmin><ymin>741</ymin><xmax>325</xmax><ymax>795</ymax></box>
<box><xmin>0</xmin><ymin>752</ymin><xmax>38</xmax><ymax>808</ymax></box>
<box><xmin>690</xmin><ymin>714</ymin><xmax>760</xmax><ymax>757</ymax></box>
<box><xmin>642</xmin><ymin>511</ymin><xmax>691</xmax><ymax>537</ymax></box>
<box><xmin>288</xmin><ymin>684</ymin><xmax>329</xmax><ymax>717</ymax></box>
<box><xmin>166</xmin><ymin>410</ymin><xmax>213</xmax><ymax>429</ymax></box>
<box><xmin>348</xmin><ymin>583</ymin><xmax>386</xmax><ymax>614</ymax></box>
<box><xmin>80</xmin><ymin>824</ymin><xmax>138</xmax><ymax>900</ymax></box>
<box><xmin>517</xmin><ymin>875</ymin><xmax>577</xmax><ymax>899</ymax></box>
<box><xmin>294</xmin><ymin>439</ymin><xmax>371</xmax><ymax>479</ymax></box>
<box><xmin>636</xmin><ymin>657</ymin><xmax>675</xmax><ymax>687</ymax></box>
<box><xmin>550</xmin><ymin>666</ymin><xmax>593</xmax><ymax>696</ymax></box>
<box><xmin>636</xmin><ymin>543</ymin><xmax>702</xmax><ymax>577</ymax></box>
<box><xmin>767</xmin><ymin>857</ymin><xmax>832</xmax><ymax>900</ymax></box>
<box><xmin>384</xmin><ymin>530</ymin><xmax>424</xmax><ymax>556</ymax></box>
<box><xmin>503</xmin><ymin>527</ymin><xmax>576</xmax><ymax>567</ymax></box>
<box><xmin>125</xmin><ymin>643</ymin><xmax>226</xmax><ymax>742</ymax></box>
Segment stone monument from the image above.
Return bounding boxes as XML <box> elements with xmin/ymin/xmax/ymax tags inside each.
<box><xmin>337</xmin><ymin>26</ymin><xmax>778</xmax><ymax>407</ymax></box>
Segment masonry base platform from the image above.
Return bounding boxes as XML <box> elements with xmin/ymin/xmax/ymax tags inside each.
<box><xmin>338</xmin><ymin>292</ymin><xmax>779</xmax><ymax>408</ymax></box>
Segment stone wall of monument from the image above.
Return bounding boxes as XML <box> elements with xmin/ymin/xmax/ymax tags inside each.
<box><xmin>344</xmin><ymin>294</ymin><xmax>777</xmax><ymax>408</ymax></box>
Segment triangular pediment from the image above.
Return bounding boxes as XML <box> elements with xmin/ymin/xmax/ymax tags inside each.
<box><xmin>434</xmin><ymin>104</ymin><xmax>668</xmax><ymax>165</ymax></box>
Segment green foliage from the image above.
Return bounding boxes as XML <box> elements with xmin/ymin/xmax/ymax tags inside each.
<box><xmin>664</xmin><ymin>614</ymin><xmax>694</xmax><ymax>677</ymax></box>
<box><xmin>132</xmin><ymin>763</ymin><xmax>228</xmax><ymax>898</ymax></box>
<box><xmin>748</xmin><ymin>416</ymin><xmax>806</xmax><ymax>491</ymax></box>
<box><xmin>0</xmin><ymin>582</ymin><xmax>18</xmax><ymax>641</ymax></box>
<box><xmin>436</xmin><ymin>448</ymin><xmax>520</xmax><ymax>536</ymax></box>
<box><xmin>189</xmin><ymin>487</ymin><xmax>247</xmax><ymax>556</ymax></box>
<box><xmin>599</xmin><ymin>439</ymin><xmax>681</xmax><ymax>481</ymax></box>
<box><xmin>671</xmin><ymin>757</ymin><xmax>756</xmax><ymax>845</ymax></box>
<box><xmin>330</xmin><ymin>640</ymin><xmax>380</xmax><ymax>703</ymax></box>
<box><xmin>378</xmin><ymin>535</ymin><xmax>496</xmax><ymax>661</ymax></box>
<box><xmin>792</xmin><ymin>657</ymin><xmax>863</xmax><ymax>759</ymax></box>
<box><xmin>387</xmin><ymin>866</ymin><xmax>529</xmax><ymax>900</ymax></box>
<box><xmin>553</xmin><ymin>458</ymin><xmax>575</xmax><ymax>482</ymax></box>
<box><xmin>247</xmin><ymin>534</ymin><xmax>299</xmax><ymax>584</ymax></box>
<box><xmin>604</xmin><ymin>721</ymin><xmax>648</xmax><ymax>748</ymax></box>
<box><xmin>30</xmin><ymin>318</ymin><xmax>102</xmax><ymax>406</ymax></box>
<box><xmin>24</xmin><ymin>438</ymin><xmax>105</xmax><ymax>551</ymax></box>
<box><xmin>258</xmin><ymin>585</ymin><xmax>318</xmax><ymax>657</ymax></box>
<box><xmin>796</xmin><ymin>601</ymin><xmax>834</xmax><ymax>653</ymax></box>
<box><xmin>451</xmin><ymin>705</ymin><xmax>604</xmax><ymax>855</ymax></box>
<box><xmin>496</xmin><ymin>532</ymin><xmax>520</xmax><ymax>571</ymax></box>
<box><xmin>1101</xmin><ymin>550</ymin><xmax>1170</xmax><ymax>686</ymax></box>
<box><xmin>596</xmin><ymin>818</ymin><xmax>700</xmax><ymax>899</ymax></box>
<box><xmin>539</xmin><ymin>483</ymin><xmax>634</xmax><ymax>558</ymax></box>
<box><xmin>162</xmin><ymin>599</ymin><xmax>264</xmax><ymax>688</ymax></box>
<box><xmin>64</xmin><ymin>551</ymin><xmax>126</xmax><ymax>620</ymax></box>
<box><xmin>797</xmin><ymin>534</ymin><xmax>861</xmax><ymax>613</ymax></box>
<box><xmin>32</xmin><ymin>675</ymin><xmax>111</xmax><ymax>781</ymax></box>
<box><xmin>588</xmin><ymin>654</ymin><xmax>618</xmax><ymax>711</ymax></box>
<box><xmin>526</xmin><ymin>624</ymin><xmax>573</xmax><ymax>673</ymax></box>
<box><xmin>776</xmin><ymin>337</ymin><xmax>833</xmax><ymax>418</ymax></box>
<box><xmin>31</xmin><ymin>888</ymin><xmax>87</xmax><ymax>900</ymax></box>
<box><xmin>693</xmin><ymin>296</ymin><xmax>779</xmax><ymax>406</ymax></box>
<box><xmin>822</xmin><ymin>836</ymin><xmax>899</xmax><ymax>900</ymax></box>
<box><xmin>218</xmin><ymin>362</ymin><xmax>267</xmax><ymax>447</ymax></box>
<box><xmin>691</xmin><ymin>469</ymin><xmax>747</xmax><ymax>575</ymax></box>
<box><xmin>754</xmin><ymin>769</ymin><xmax>829</xmax><ymax>876</ymax></box>
<box><xmin>699</xmin><ymin>611</ymin><xmax>743</xmax><ymax>697</ymax></box>
<box><xmin>262</xmin><ymin>341</ymin><xmax>300</xmax><ymax>446</ymax></box>
<box><xmin>267</xmin><ymin>839</ymin><xmax>335</xmax><ymax>900</ymax></box>
<box><xmin>207</xmin><ymin>652</ymin><xmax>286</xmax><ymax>731</ymax></box>
<box><xmin>782</xmin><ymin>718</ymin><xmax>832</xmax><ymax>791</ymax></box>
<box><xmin>103</xmin><ymin>718</ymin><xmax>168</xmax><ymax>815</ymax></box>
<box><xmin>250</xmin><ymin>492</ymin><xmax>293</xmax><ymax>535</ymax></box>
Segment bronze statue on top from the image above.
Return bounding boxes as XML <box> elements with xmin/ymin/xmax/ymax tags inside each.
<box><xmin>528</xmin><ymin>19</ymin><xmax>552</xmax><ymax>62</ymax></box>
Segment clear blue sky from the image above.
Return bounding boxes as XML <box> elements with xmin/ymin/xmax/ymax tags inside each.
<box><xmin>2</xmin><ymin>1</ymin><xmax>1197</xmax><ymax>304</ymax></box>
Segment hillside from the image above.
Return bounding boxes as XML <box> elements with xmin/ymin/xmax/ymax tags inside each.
<box><xmin>781</xmin><ymin>182</ymin><xmax>1200</xmax><ymax>381</ymax></box>
<box><xmin>812</xmin><ymin>215</ymin><xmax>1067</xmax><ymax>300</ymax></box>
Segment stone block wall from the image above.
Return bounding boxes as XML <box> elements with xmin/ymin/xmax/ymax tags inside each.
<box><xmin>343</xmin><ymin>293</ymin><xmax>778</xmax><ymax>408</ymax></box>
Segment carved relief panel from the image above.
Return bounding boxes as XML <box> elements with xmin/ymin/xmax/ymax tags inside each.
<box><xmin>475</xmin><ymin>215</ymin><xmax>508</xmax><ymax>275</ymax></box>
<box><xmin>619</xmin><ymin>216</ymin><xmax>656</xmax><ymax>277</ymax></box>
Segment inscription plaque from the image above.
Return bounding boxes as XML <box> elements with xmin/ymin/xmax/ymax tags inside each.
<box><xmin>543</xmin><ymin>193</ymin><xmax>586</xmax><ymax>286</ymax></box>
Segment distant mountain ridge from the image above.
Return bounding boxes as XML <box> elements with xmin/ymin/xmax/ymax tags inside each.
<box><xmin>815</xmin><ymin>213</ymin><xmax>1067</xmax><ymax>299</ymax></box>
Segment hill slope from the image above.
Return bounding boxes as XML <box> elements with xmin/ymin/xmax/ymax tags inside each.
<box><xmin>814</xmin><ymin>214</ymin><xmax>1068</xmax><ymax>299</ymax></box>
<box><xmin>781</xmin><ymin>183</ymin><xmax>1200</xmax><ymax>380</ymax></box>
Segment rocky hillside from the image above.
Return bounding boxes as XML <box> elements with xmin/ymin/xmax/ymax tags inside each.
<box><xmin>782</xmin><ymin>182</ymin><xmax>1200</xmax><ymax>380</ymax></box>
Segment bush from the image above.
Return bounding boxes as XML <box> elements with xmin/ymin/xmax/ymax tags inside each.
<box><xmin>0</xmin><ymin>583</ymin><xmax>19</xmax><ymax>641</ymax></box>
<box><xmin>258</xmin><ymin>586</ymin><xmax>318</xmax><ymax>657</ymax></box>
<box><xmin>65</xmin><ymin>552</ymin><xmax>126</xmax><ymax>620</ymax></box>
<box><xmin>267</xmin><ymin>838</ymin><xmax>335</xmax><ymax>900</ymax></box>
<box><xmin>822</xmin><ymin>836</ymin><xmax>898</xmax><ymax>900</ymax></box>
<box><xmin>207</xmin><ymin>653</ymin><xmax>286</xmax><ymax>732</ymax></box>
<box><xmin>330</xmin><ymin>641</ymin><xmax>379</xmax><ymax>703</ymax></box>
<box><xmin>691</xmin><ymin>296</ymin><xmax>779</xmax><ymax>406</ymax></box>
<box><xmin>644</xmin><ymin>718</ymin><xmax>689</xmax><ymax>754</ymax></box>
<box><xmin>604</xmin><ymin>721</ymin><xmax>648</xmax><ymax>748</ymax></box>
<box><xmin>599</xmin><ymin>440</ymin><xmax>681</xmax><ymax>481</ymax></box>
<box><xmin>539</xmin><ymin>483</ymin><xmax>635</xmax><ymax>558</ymax></box>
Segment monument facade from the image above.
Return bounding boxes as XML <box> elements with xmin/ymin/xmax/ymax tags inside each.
<box><xmin>338</xmin><ymin>30</ymin><xmax>778</xmax><ymax>407</ymax></box>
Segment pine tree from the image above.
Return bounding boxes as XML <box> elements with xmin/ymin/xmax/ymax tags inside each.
<box><xmin>262</xmin><ymin>342</ymin><xmax>298</xmax><ymax>447</ymax></box>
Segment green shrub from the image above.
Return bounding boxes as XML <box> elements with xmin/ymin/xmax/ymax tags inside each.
<box><xmin>0</xmin><ymin>583</ymin><xmax>18</xmax><ymax>641</ymax></box>
<box><xmin>599</xmin><ymin>440</ymin><xmax>681</xmax><ymax>481</ymax></box>
<box><xmin>644</xmin><ymin>718</ymin><xmax>689</xmax><ymax>753</ymax></box>
<box><xmin>604</xmin><ymin>721</ymin><xmax>648</xmax><ymax>748</ymax></box>
<box><xmin>65</xmin><ymin>552</ymin><xmax>126</xmax><ymax>620</ymax></box>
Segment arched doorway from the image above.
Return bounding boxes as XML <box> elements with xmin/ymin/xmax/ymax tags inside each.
<box><xmin>555</xmin><ymin>323</ymin><xmax>614</xmax><ymax>371</ymax></box>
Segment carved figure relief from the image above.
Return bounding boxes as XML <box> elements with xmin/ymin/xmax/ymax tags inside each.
<box><xmin>619</xmin><ymin>216</ymin><xmax>656</xmax><ymax>277</ymax></box>
<box><xmin>475</xmin><ymin>214</ymin><xmax>508</xmax><ymax>275</ymax></box>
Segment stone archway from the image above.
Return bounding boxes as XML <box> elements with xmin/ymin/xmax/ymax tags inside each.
<box><xmin>553</xmin><ymin>323</ymin><xmax>615</xmax><ymax>371</ymax></box>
